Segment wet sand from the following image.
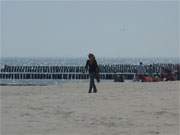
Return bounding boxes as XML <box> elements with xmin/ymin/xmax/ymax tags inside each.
<box><xmin>0</xmin><ymin>81</ymin><xmax>179</xmax><ymax>135</ymax></box>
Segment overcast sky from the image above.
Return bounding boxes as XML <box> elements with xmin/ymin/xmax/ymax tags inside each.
<box><xmin>1</xmin><ymin>1</ymin><xmax>179</xmax><ymax>58</ymax></box>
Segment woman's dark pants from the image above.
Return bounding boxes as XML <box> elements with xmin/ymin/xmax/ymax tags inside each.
<box><xmin>89</xmin><ymin>73</ymin><xmax>97</xmax><ymax>93</ymax></box>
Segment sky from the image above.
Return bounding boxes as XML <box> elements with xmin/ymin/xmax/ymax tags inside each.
<box><xmin>1</xmin><ymin>0</ymin><xmax>179</xmax><ymax>58</ymax></box>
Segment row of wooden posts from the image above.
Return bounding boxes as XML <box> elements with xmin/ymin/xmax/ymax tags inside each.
<box><xmin>0</xmin><ymin>64</ymin><xmax>179</xmax><ymax>80</ymax></box>
<box><xmin>1</xmin><ymin>64</ymin><xmax>178</xmax><ymax>73</ymax></box>
<box><xmin>0</xmin><ymin>73</ymin><xmax>135</xmax><ymax>80</ymax></box>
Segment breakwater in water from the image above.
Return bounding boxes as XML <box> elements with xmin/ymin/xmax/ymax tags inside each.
<box><xmin>0</xmin><ymin>64</ymin><xmax>179</xmax><ymax>80</ymax></box>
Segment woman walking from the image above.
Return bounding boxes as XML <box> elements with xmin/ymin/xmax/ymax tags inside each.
<box><xmin>85</xmin><ymin>53</ymin><xmax>100</xmax><ymax>93</ymax></box>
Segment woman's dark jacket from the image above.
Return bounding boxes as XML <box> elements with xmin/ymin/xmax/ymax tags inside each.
<box><xmin>85</xmin><ymin>60</ymin><xmax>99</xmax><ymax>74</ymax></box>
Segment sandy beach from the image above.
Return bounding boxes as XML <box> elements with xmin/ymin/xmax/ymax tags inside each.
<box><xmin>0</xmin><ymin>81</ymin><xmax>179</xmax><ymax>135</ymax></box>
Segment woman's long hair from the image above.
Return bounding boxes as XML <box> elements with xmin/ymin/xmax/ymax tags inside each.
<box><xmin>88</xmin><ymin>53</ymin><xmax>96</xmax><ymax>64</ymax></box>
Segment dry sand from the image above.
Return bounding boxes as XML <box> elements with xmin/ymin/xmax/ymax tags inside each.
<box><xmin>0</xmin><ymin>81</ymin><xmax>179</xmax><ymax>135</ymax></box>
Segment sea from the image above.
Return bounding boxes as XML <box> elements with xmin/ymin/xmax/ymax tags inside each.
<box><xmin>0</xmin><ymin>57</ymin><xmax>179</xmax><ymax>85</ymax></box>
<box><xmin>0</xmin><ymin>57</ymin><xmax>180</xmax><ymax>66</ymax></box>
